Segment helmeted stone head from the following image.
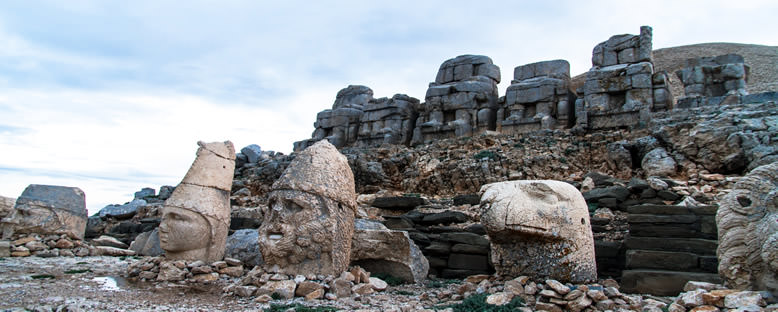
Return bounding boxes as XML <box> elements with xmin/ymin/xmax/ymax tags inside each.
<box><xmin>258</xmin><ymin>140</ymin><xmax>357</xmax><ymax>276</ymax></box>
<box><xmin>159</xmin><ymin>141</ymin><xmax>235</xmax><ymax>263</ymax></box>
<box><xmin>480</xmin><ymin>180</ymin><xmax>597</xmax><ymax>283</ymax></box>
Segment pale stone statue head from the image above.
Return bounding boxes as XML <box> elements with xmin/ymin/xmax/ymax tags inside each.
<box><xmin>258</xmin><ymin>140</ymin><xmax>357</xmax><ymax>276</ymax></box>
<box><xmin>159</xmin><ymin>141</ymin><xmax>235</xmax><ymax>263</ymax></box>
<box><xmin>480</xmin><ymin>180</ymin><xmax>597</xmax><ymax>283</ymax></box>
<box><xmin>717</xmin><ymin>161</ymin><xmax>778</xmax><ymax>296</ymax></box>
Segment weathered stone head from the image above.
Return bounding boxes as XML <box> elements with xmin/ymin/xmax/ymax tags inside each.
<box><xmin>480</xmin><ymin>180</ymin><xmax>597</xmax><ymax>283</ymax></box>
<box><xmin>1</xmin><ymin>185</ymin><xmax>87</xmax><ymax>240</ymax></box>
<box><xmin>717</xmin><ymin>161</ymin><xmax>778</xmax><ymax>296</ymax></box>
<box><xmin>258</xmin><ymin>140</ymin><xmax>357</xmax><ymax>276</ymax></box>
<box><xmin>159</xmin><ymin>141</ymin><xmax>235</xmax><ymax>263</ymax></box>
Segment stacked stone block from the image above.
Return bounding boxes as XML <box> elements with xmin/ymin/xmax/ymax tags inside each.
<box><xmin>294</xmin><ymin>85</ymin><xmax>371</xmax><ymax>151</ymax></box>
<box><xmin>356</xmin><ymin>94</ymin><xmax>419</xmax><ymax>147</ymax></box>
<box><xmin>621</xmin><ymin>204</ymin><xmax>721</xmax><ymax>296</ymax></box>
<box><xmin>675</xmin><ymin>54</ymin><xmax>750</xmax><ymax>109</ymax></box>
<box><xmin>578</xmin><ymin>26</ymin><xmax>655</xmax><ymax>130</ymax></box>
<box><xmin>411</xmin><ymin>55</ymin><xmax>500</xmax><ymax>145</ymax></box>
<box><xmin>500</xmin><ymin>60</ymin><xmax>576</xmax><ymax>133</ymax></box>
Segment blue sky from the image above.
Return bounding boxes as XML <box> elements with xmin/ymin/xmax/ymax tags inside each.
<box><xmin>0</xmin><ymin>0</ymin><xmax>776</xmax><ymax>214</ymax></box>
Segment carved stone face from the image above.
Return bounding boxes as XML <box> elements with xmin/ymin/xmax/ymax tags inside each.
<box><xmin>158</xmin><ymin>206</ymin><xmax>210</xmax><ymax>253</ymax></box>
<box><xmin>258</xmin><ymin>190</ymin><xmax>351</xmax><ymax>275</ymax></box>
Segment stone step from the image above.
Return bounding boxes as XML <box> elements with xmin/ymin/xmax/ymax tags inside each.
<box><xmin>629</xmin><ymin>222</ymin><xmax>716</xmax><ymax>239</ymax></box>
<box><xmin>626</xmin><ymin>204</ymin><xmax>717</xmax><ymax>216</ymax></box>
<box><xmin>621</xmin><ymin>269</ymin><xmax>722</xmax><ymax>296</ymax></box>
<box><xmin>625</xmin><ymin>250</ymin><xmax>717</xmax><ymax>272</ymax></box>
<box><xmin>628</xmin><ymin>214</ymin><xmax>698</xmax><ymax>224</ymax></box>
<box><xmin>624</xmin><ymin>237</ymin><xmax>717</xmax><ymax>255</ymax></box>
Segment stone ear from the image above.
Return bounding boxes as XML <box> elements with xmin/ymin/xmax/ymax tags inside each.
<box><xmin>197</xmin><ymin>141</ymin><xmax>205</xmax><ymax>147</ymax></box>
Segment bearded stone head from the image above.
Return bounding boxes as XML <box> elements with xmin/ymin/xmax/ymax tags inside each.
<box><xmin>258</xmin><ymin>140</ymin><xmax>356</xmax><ymax>276</ymax></box>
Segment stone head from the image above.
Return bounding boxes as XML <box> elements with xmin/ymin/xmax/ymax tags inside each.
<box><xmin>480</xmin><ymin>180</ymin><xmax>597</xmax><ymax>283</ymax></box>
<box><xmin>258</xmin><ymin>140</ymin><xmax>357</xmax><ymax>276</ymax></box>
<box><xmin>160</xmin><ymin>140</ymin><xmax>235</xmax><ymax>263</ymax></box>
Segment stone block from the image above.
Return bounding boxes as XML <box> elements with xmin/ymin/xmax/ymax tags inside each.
<box><xmin>585</xmin><ymin>93</ymin><xmax>610</xmax><ymax>112</ymax></box>
<box><xmin>721</xmin><ymin>63</ymin><xmax>746</xmax><ymax>79</ymax></box>
<box><xmin>3</xmin><ymin>184</ymin><xmax>88</xmax><ymax>240</ymax></box>
<box><xmin>618</xmin><ymin>48</ymin><xmax>637</xmax><ymax>64</ymax></box>
<box><xmin>724</xmin><ymin>79</ymin><xmax>746</xmax><ymax>92</ymax></box>
<box><xmin>625</xmin><ymin>250</ymin><xmax>698</xmax><ymax>270</ymax></box>
<box><xmin>592</xmin><ymin>43</ymin><xmax>604</xmax><ymax>67</ymax></box>
<box><xmin>477</xmin><ymin>64</ymin><xmax>501</xmax><ymax>83</ymax></box>
<box><xmin>453</xmin><ymin>64</ymin><xmax>474</xmax><ymax>81</ymax></box>
<box><xmin>426</xmin><ymin>85</ymin><xmax>452</xmax><ymax>98</ymax></box>
<box><xmin>603</xmin><ymin>50</ymin><xmax>618</xmax><ymax>66</ymax></box>
<box><xmin>625</xmin><ymin>88</ymin><xmax>652</xmax><ymax>110</ymax></box>
<box><xmin>447</xmin><ymin>253</ymin><xmax>491</xmax><ymax>271</ymax></box>
<box><xmin>621</xmin><ymin>269</ymin><xmax>722</xmax><ymax>296</ymax></box>
<box><xmin>631</xmin><ymin>74</ymin><xmax>652</xmax><ymax>89</ymax></box>
<box><xmin>653</xmin><ymin>88</ymin><xmax>669</xmax><ymax>105</ymax></box>
<box><xmin>450</xmin><ymin>243</ymin><xmax>490</xmax><ymax>255</ymax></box>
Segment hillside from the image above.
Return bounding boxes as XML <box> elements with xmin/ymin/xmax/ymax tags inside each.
<box><xmin>572</xmin><ymin>42</ymin><xmax>778</xmax><ymax>100</ymax></box>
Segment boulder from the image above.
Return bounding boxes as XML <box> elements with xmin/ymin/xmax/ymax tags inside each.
<box><xmin>350</xmin><ymin>219</ymin><xmax>428</xmax><ymax>283</ymax></box>
<box><xmin>717</xmin><ymin>161</ymin><xmax>778</xmax><ymax>296</ymax></box>
<box><xmin>0</xmin><ymin>195</ymin><xmax>15</xmax><ymax>219</ymax></box>
<box><xmin>642</xmin><ymin>147</ymin><xmax>677</xmax><ymax>177</ymax></box>
<box><xmin>98</xmin><ymin>199</ymin><xmax>147</xmax><ymax>220</ymax></box>
<box><xmin>134</xmin><ymin>188</ymin><xmax>155</xmax><ymax>199</ymax></box>
<box><xmin>480</xmin><ymin>180</ymin><xmax>597</xmax><ymax>283</ymax></box>
<box><xmin>1</xmin><ymin>184</ymin><xmax>87</xmax><ymax>240</ymax></box>
<box><xmin>371</xmin><ymin>196</ymin><xmax>425</xmax><ymax>211</ymax></box>
<box><xmin>225</xmin><ymin>229</ymin><xmax>263</xmax><ymax>267</ymax></box>
<box><xmin>129</xmin><ymin>229</ymin><xmax>164</xmax><ymax>256</ymax></box>
<box><xmin>92</xmin><ymin>235</ymin><xmax>129</xmax><ymax>249</ymax></box>
<box><xmin>240</xmin><ymin>144</ymin><xmax>262</xmax><ymax>163</ymax></box>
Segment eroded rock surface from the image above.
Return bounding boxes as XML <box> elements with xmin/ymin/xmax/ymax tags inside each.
<box><xmin>351</xmin><ymin>219</ymin><xmax>428</xmax><ymax>283</ymax></box>
<box><xmin>480</xmin><ymin>180</ymin><xmax>597</xmax><ymax>283</ymax></box>
<box><xmin>1</xmin><ymin>185</ymin><xmax>87</xmax><ymax>240</ymax></box>
<box><xmin>717</xmin><ymin>161</ymin><xmax>778</xmax><ymax>296</ymax></box>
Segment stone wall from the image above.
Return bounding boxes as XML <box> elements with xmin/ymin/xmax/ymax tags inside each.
<box><xmin>500</xmin><ymin>60</ymin><xmax>576</xmax><ymax>134</ymax></box>
<box><xmin>411</xmin><ymin>55</ymin><xmax>501</xmax><ymax>145</ymax></box>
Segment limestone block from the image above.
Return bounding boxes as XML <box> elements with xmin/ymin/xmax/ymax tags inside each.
<box><xmin>160</xmin><ymin>141</ymin><xmax>235</xmax><ymax>263</ymax></box>
<box><xmin>603</xmin><ymin>50</ymin><xmax>618</xmax><ymax>66</ymax></box>
<box><xmin>333</xmin><ymin>85</ymin><xmax>373</xmax><ymax>110</ymax></box>
<box><xmin>1</xmin><ymin>184</ymin><xmax>87</xmax><ymax>240</ymax></box>
<box><xmin>632</xmin><ymin>73</ymin><xmax>652</xmax><ymax>90</ymax></box>
<box><xmin>717</xmin><ymin>161</ymin><xmax>778</xmax><ymax>297</ymax></box>
<box><xmin>627</xmin><ymin>62</ymin><xmax>654</xmax><ymax>76</ymax></box>
<box><xmin>618</xmin><ymin>48</ymin><xmax>637</xmax><ymax>64</ymax></box>
<box><xmin>514</xmin><ymin>60</ymin><xmax>569</xmax><ymax>81</ymax></box>
<box><xmin>98</xmin><ymin>199</ymin><xmax>146</xmax><ymax>220</ymax></box>
<box><xmin>350</xmin><ymin>219</ymin><xmax>428</xmax><ymax>283</ymax></box>
<box><xmin>480</xmin><ymin>180</ymin><xmax>597</xmax><ymax>283</ymax></box>
<box><xmin>606</xmin><ymin>34</ymin><xmax>639</xmax><ymax>51</ymax></box>
<box><xmin>0</xmin><ymin>196</ymin><xmax>15</xmax><ymax>219</ymax></box>
<box><xmin>476</xmin><ymin>63</ymin><xmax>501</xmax><ymax>83</ymax></box>
<box><xmin>638</xmin><ymin>26</ymin><xmax>653</xmax><ymax>62</ymax></box>
<box><xmin>642</xmin><ymin>148</ymin><xmax>677</xmax><ymax>177</ymax></box>
<box><xmin>592</xmin><ymin>43</ymin><xmax>604</xmax><ymax>67</ymax></box>
<box><xmin>722</xmin><ymin>63</ymin><xmax>746</xmax><ymax>79</ymax></box>
<box><xmin>225</xmin><ymin>229</ymin><xmax>263</xmax><ymax>267</ymax></box>
<box><xmin>625</xmin><ymin>88</ymin><xmax>652</xmax><ymax>110</ymax></box>
<box><xmin>259</xmin><ymin>141</ymin><xmax>356</xmax><ymax>277</ymax></box>
<box><xmin>453</xmin><ymin>64</ymin><xmax>474</xmax><ymax>81</ymax></box>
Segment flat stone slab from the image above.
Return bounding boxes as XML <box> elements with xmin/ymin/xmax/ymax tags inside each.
<box><xmin>625</xmin><ymin>250</ymin><xmax>699</xmax><ymax>271</ymax></box>
<box><xmin>624</xmin><ymin>237</ymin><xmax>717</xmax><ymax>255</ymax></box>
<box><xmin>621</xmin><ymin>269</ymin><xmax>722</xmax><ymax>296</ymax></box>
<box><xmin>626</xmin><ymin>204</ymin><xmax>717</xmax><ymax>216</ymax></box>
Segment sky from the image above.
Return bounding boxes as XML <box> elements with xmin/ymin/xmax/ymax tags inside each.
<box><xmin>0</xmin><ymin>1</ymin><xmax>776</xmax><ymax>215</ymax></box>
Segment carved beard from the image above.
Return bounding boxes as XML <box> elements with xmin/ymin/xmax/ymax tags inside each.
<box><xmin>259</xmin><ymin>191</ymin><xmax>336</xmax><ymax>269</ymax></box>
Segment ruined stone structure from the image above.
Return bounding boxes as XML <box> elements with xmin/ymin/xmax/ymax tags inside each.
<box><xmin>717</xmin><ymin>161</ymin><xmax>778</xmax><ymax>296</ymax></box>
<box><xmin>480</xmin><ymin>180</ymin><xmax>597</xmax><ymax>283</ymax></box>
<box><xmin>294</xmin><ymin>85</ymin><xmax>371</xmax><ymax>152</ymax></box>
<box><xmin>1</xmin><ymin>184</ymin><xmax>87</xmax><ymax>240</ymax></box>
<box><xmin>676</xmin><ymin>54</ymin><xmax>750</xmax><ymax>108</ymax></box>
<box><xmin>411</xmin><ymin>55</ymin><xmax>501</xmax><ymax>145</ymax></box>
<box><xmin>577</xmin><ymin>26</ymin><xmax>663</xmax><ymax>130</ymax></box>
<box><xmin>258</xmin><ymin>140</ymin><xmax>357</xmax><ymax>276</ymax></box>
<box><xmin>357</xmin><ymin>94</ymin><xmax>419</xmax><ymax>147</ymax></box>
<box><xmin>159</xmin><ymin>141</ymin><xmax>235</xmax><ymax>263</ymax></box>
<box><xmin>500</xmin><ymin>60</ymin><xmax>576</xmax><ymax>133</ymax></box>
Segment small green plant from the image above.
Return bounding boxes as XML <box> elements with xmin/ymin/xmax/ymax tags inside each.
<box><xmin>31</xmin><ymin>274</ymin><xmax>55</xmax><ymax>279</ymax></box>
<box><xmin>473</xmin><ymin>150</ymin><xmax>497</xmax><ymax>160</ymax></box>
<box><xmin>560</xmin><ymin>157</ymin><xmax>567</xmax><ymax>164</ymax></box>
<box><xmin>266</xmin><ymin>303</ymin><xmax>338</xmax><ymax>312</ymax></box>
<box><xmin>427</xmin><ymin>279</ymin><xmax>459</xmax><ymax>288</ymax></box>
<box><xmin>402</xmin><ymin>193</ymin><xmax>421</xmax><ymax>198</ymax></box>
<box><xmin>435</xmin><ymin>293</ymin><xmax>525</xmax><ymax>311</ymax></box>
<box><xmin>372</xmin><ymin>273</ymin><xmax>405</xmax><ymax>286</ymax></box>
<box><xmin>76</xmin><ymin>261</ymin><xmax>88</xmax><ymax>265</ymax></box>
<box><xmin>270</xmin><ymin>292</ymin><xmax>282</xmax><ymax>300</ymax></box>
<box><xmin>65</xmin><ymin>269</ymin><xmax>92</xmax><ymax>274</ymax></box>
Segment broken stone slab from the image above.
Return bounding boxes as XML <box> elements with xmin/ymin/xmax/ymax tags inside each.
<box><xmin>98</xmin><ymin>199</ymin><xmax>146</xmax><ymax>220</ymax></box>
<box><xmin>1</xmin><ymin>184</ymin><xmax>88</xmax><ymax>240</ymax></box>
<box><xmin>92</xmin><ymin>235</ymin><xmax>129</xmax><ymax>249</ymax></box>
<box><xmin>350</xmin><ymin>219</ymin><xmax>428</xmax><ymax>283</ymax></box>
<box><xmin>129</xmin><ymin>229</ymin><xmax>163</xmax><ymax>257</ymax></box>
<box><xmin>371</xmin><ymin>196</ymin><xmax>425</xmax><ymax>211</ymax></box>
<box><xmin>224</xmin><ymin>229</ymin><xmax>262</xmax><ymax>267</ymax></box>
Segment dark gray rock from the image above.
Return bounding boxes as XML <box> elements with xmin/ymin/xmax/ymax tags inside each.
<box><xmin>3</xmin><ymin>184</ymin><xmax>88</xmax><ymax>240</ymax></box>
<box><xmin>625</xmin><ymin>250</ymin><xmax>698</xmax><ymax>270</ymax></box>
<box><xmin>133</xmin><ymin>188</ymin><xmax>155</xmax><ymax>199</ymax></box>
<box><xmin>158</xmin><ymin>185</ymin><xmax>175</xmax><ymax>200</ymax></box>
<box><xmin>98</xmin><ymin>199</ymin><xmax>146</xmax><ymax>220</ymax></box>
<box><xmin>465</xmin><ymin>224</ymin><xmax>487</xmax><ymax>235</ymax></box>
<box><xmin>624</xmin><ymin>237</ymin><xmax>717</xmax><ymax>256</ymax></box>
<box><xmin>129</xmin><ymin>229</ymin><xmax>163</xmax><ymax>257</ymax></box>
<box><xmin>450</xmin><ymin>243</ymin><xmax>489</xmax><ymax>255</ymax></box>
<box><xmin>420</xmin><ymin>211</ymin><xmax>468</xmax><ymax>225</ymax></box>
<box><xmin>583</xmin><ymin>186</ymin><xmax>631</xmax><ymax>202</ymax></box>
<box><xmin>424</xmin><ymin>241</ymin><xmax>451</xmax><ymax>256</ymax></box>
<box><xmin>224</xmin><ymin>229</ymin><xmax>263</xmax><ymax>267</ymax></box>
<box><xmin>453</xmin><ymin>194</ymin><xmax>480</xmax><ymax>206</ymax></box>
<box><xmin>620</xmin><ymin>269</ymin><xmax>721</xmax><ymax>296</ymax></box>
<box><xmin>240</xmin><ymin>144</ymin><xmax>262</xmax><ymax>163</ymax></box>
<box><xmin>382</xmin><ymin>216</ymin><xmax>414</xmax><ymax>230</ymax></box>
<box><xmin>641</xmin><ymin>148</ymin><xmax>676</xmax><ymax>177</ymax></box>
<box><xmin>371</xmin><ymin>196</ymin><xmax>424</xmax><ymax>211</ymax></box>
<box><xmin>447</xmin><ymin>253</ymin><xmax>491</xmax><ymax>271</ymax></box>
<box><xmin>439</xmin><ymin>232</ymin><xmax>490</xmax><ymax>246</ymax></box>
